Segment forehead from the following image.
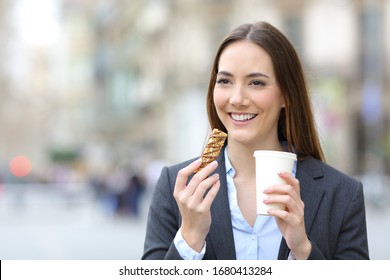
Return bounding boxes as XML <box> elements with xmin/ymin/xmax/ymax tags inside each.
<box><xmin>218</xmin><ymin>40</ymin><xmax>274</xmax><ymax>74</ymax></box>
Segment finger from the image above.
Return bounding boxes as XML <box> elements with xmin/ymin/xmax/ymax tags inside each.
<box><xmin>199</xmin><ymin>179</ymin><xmax>220</xmax><ymax>211</ymax></box>
<box><xmin>174</xmin><ymin>158</ymin><xmax>202</xmax><ymax>194</ymax></box>
<box><xmin>184</xmin><ymin>174</ymin><xmax>220</xmax><ymax>213</ymax></box>
<box><xmin>268</xmin><ymin>207</ymin><xmax>302</xmax><ymax>228</ymax></box>
<box><xmin>264</xmin><ymin>193</ymin><xmax>295</xmax><ymax>210</ymax></box>
<box><xmin>186</xmin><ymin>161</ymin><xmax>218</xmax><ymax>191</ymax></box>
<box><xmin>192</xmin><ymin>173</ymin><xmax>220</xmax><ymax>200</ymax></box>
<box><xmin>278</xmin><ymin>172</ymin><xmax>300</xmax><ymax>193</ymax></box>
<box><xmin>264</xmin><ymin>193</ymin><xmax>304</xmax><ymax>217</ymax></box>
<box><xmin>267</xmin><ymin>208</ymin><xmax>291</xmax><ymax>220</ymax></box>
<box><xmin>264</xmin><ymin>184</ymin><xmax>299</xmax><ymax>201</ymax></box>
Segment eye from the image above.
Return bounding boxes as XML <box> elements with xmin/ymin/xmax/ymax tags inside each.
<box><xmin>216</xmin><ymin>78</ymin><xmax>231</xmax><ymax>85</ymax></box>
<box><xmin>250</xmin><ymin>80</ymin><xmax>266</xmax><ymax>87</ymax></box>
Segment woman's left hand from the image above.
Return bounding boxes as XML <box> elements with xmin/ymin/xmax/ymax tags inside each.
<box><xmin>264</xmin><ymin>172</ymin><xmax>311</xmax><ymax>259</ymax></box>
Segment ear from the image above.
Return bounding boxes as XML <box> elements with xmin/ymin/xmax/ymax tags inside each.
<box><xmin>281</xmin><ymin>96</ymin><xmax>286</xmax><ymax>108</ymax></box>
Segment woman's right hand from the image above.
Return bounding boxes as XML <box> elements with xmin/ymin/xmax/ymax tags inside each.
<box><xmin>173</xmin><ymin>158</ymin><xmax>220</xmax><ymax>252</ymax></box>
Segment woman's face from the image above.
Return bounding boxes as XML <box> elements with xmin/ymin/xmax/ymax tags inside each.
<box><xmin>213</xmin><ymin>40</ymin><xmax>285</xmax><ymax>149</ymax></box>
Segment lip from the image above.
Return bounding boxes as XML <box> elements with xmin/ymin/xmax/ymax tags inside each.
<box><xmin>228</xmin><ymin>113</ymin><xmax>258</xmax><ymax>125</ymax></box>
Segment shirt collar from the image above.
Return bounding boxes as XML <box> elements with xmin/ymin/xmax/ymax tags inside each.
<box><xmin>224</xmin><ymin>147</ymin><xmax>235</xmax><ymax>178</ymax></box>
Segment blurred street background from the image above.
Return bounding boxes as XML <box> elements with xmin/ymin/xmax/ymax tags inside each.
<box><xmin>0</xmin><ymin>0</ymin><xmax>389</xmax><ymax>259</ymax></box>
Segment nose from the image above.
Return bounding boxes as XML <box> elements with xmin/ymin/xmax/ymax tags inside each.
<box><xmin>230</xmin><ymin>86</ymin><xmax>249</xmax><ymax>107</ymax></box>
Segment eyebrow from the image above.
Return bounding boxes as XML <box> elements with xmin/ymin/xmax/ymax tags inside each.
<box><xmin>217</xmin><ymin>70</ymin><xmax>270</xmax><ymax>79</ymax></box>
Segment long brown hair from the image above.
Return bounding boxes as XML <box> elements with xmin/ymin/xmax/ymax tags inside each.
<box><xmin>206</xmin><ymin>21</ymin><xmax>325</xmax><ymax>161</ymax></box>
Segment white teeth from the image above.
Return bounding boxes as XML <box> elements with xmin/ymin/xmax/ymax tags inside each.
<box><xmin>231</xmin><ymin>113</ymin><xmax>256</xmax><ymax>121</ymax></box>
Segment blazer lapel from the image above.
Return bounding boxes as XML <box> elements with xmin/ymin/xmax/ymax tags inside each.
<box><xmin>208</xmin><ymin>148</ymin><xmax>236</xmax><ymax>259</ymax></box>
<box><xmin>298</xmin><ymin>157</ymin><xmax>325</xmax><ymax>233</ymax></box>
<box><xmin>278</xmin><ymin>157</ymin><xmax>325</xmax><ymax>259</ymax></box>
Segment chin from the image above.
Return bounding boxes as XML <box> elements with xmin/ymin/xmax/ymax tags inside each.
<box><xmin>227</xmin><ymin>130</ymin><xmax>258</xmax><ymax>145</ymax></box>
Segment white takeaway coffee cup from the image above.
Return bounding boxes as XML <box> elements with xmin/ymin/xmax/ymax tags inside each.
<box><xmin>253</xmin><ymin>150</ymin><xmax>297</xmax><ymax>215</ymax></box>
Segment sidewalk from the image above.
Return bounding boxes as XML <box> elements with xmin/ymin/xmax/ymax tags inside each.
<box><xmin>365</xmin><ymin>203</ymin><xmax>390</xmax><ymax>260</ymax></box>
<box><xmin>0</xmin><ymin>183</ymin><xmax>388</xmax><ymax>259</ymax></box>
<box><xmin>0</xmin><ymin>184</ymin><xmax>148</xmax><ymax>259</ymax></box>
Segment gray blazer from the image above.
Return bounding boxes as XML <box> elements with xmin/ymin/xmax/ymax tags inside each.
<box><xmin>142</xmin><ymin>148</ymin><xmax>369</xmax><ymax>260</ymax></box>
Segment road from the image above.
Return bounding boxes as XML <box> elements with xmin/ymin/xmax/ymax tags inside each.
<box><xmin>0</xmin><ymin>183</ymin><xmax>389</xmax><ymax>259</ymax></box>
<box><xmin>0</xmin><ymin>184</ymin><xmax>148</xmax><ymax>259</ymax></box>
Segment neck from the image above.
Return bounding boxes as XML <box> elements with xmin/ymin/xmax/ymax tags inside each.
<box><xmin>226</xmin><ymin>138</ymin><xmax>284</xmax><ymax>177</ymax></box>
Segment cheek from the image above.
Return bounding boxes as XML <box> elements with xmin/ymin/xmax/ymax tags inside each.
<box><xmin>213</xmin><ymin>88</ymin><xmax>226</xmax><ymax>110</ymax></box>
<box><xmin>253</xmin><ymin>92</ymin><xmax>284</xmax><ymax>112</ymax></box>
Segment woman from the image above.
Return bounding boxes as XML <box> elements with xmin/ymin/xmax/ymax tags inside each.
<box><xmin>142</xmin><ymin>21</ymin><xmax>369</xmax><ymax>260</ymax></box>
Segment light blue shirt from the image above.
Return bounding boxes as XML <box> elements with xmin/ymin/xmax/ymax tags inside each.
<box><xmin>174</xmin><ymin>146</ymin><xmax>297</xmax><ymax>260</ymax></box>
<box><xmin>225</xmin><ymin>148</ymin><xmax>282</xmax><ymax>259</ymax></box>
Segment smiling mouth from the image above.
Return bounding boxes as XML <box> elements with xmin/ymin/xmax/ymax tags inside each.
<box><xmin>230</xmin><ymin>113</ymin><xmax>257</xmax><ymax>122</ymax></box>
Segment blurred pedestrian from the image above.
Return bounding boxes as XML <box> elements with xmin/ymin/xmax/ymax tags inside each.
<box><xmin>126</xmin><ymin>174</ymin><xmax>145</xmax><ymax>217</ymax></box>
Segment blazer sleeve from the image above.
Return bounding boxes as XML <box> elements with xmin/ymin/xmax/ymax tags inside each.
<box><xmin>141</xmin><ymin>166</ymin><xmax>183</xmax><ymax>260</ymax></box>
<box><xmin>333</xmin><ymin>181</ymin><xmax>369</xmax><ymax>259</ymax></box>
<box><xmin>307</xmin><ymin>180</ymin><xmax>369</xmax><ymax>260</ymax></box>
